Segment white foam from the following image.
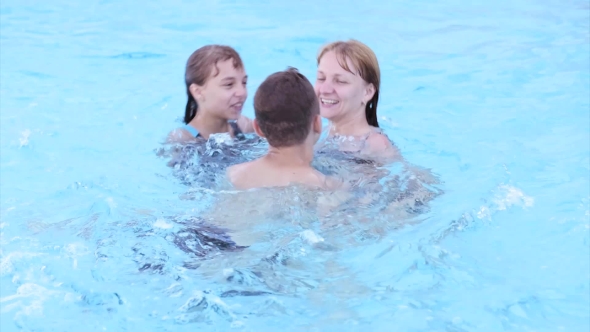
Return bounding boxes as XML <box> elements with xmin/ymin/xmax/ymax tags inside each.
<box><xmin>477</xmin><ymin>206</ymin><xmax>491</xmax><ymax>220</ymax></box>
<box><xmin>63</xmin><ymin>243</ymin><xmax>90</xmax><ymax>269</ymax></box>
<box><xmin>19</xmin><ymin>129</ymin><xmax>31</xmax><ymax>147</ymax></box>
<box><xmin>105</xmin><ymin>197</ymin><xmax>117</xmax><ymax>210</ymax></box>
<box><xmin>222</xmin><ymin>268</ymin><xmax>234</xmax><ymax>277</ymax></box>
<box><xmin>0</xmin><ymin>252</ymin><xmax>43</xmax><ymax>277</ymax></box>
<box><xmin>300</xmin><ymin>230</ymin><xmax>324</xmax><ymax>244</ymax></box>
<box><xmin>209</xmin><ymin>132</ymin><xmax>234</xmax><ymax>146</ymax></box>
<box><xmin>153</xmin><ymin>218</ymin><xmax>173</xmax><ymax>229</ymax></box>
<box><xmin>178</xmin><ymin>291</ymin><xmax>205</xmax><ymax>312</ymax></box>
<box><xmin>1</xmin><ymin>283</ymin><xmax>57</xmax><ymax>317</ymax></box>
<box><xmin>494</xmin><ymin>184</ymin><xmax>534</xmax><ymax>211</ymax></box>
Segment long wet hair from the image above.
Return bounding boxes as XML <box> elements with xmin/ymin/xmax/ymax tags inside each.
<box><xmin>184</xmin><ymin>45</ymin><xmax>244</xmax><ymax>124</ymax></box>
<box><xmin>317</xmin><ymin>39</ymin><xmax>381</xmax><ymax>127</ymax></box>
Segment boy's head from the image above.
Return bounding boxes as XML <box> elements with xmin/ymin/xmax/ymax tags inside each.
<box><xmin>253</xmin><ymin>68</ymin><xmax>321</xmax><ymax>147</ymax></box>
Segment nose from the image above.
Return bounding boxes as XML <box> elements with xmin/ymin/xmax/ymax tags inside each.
<box><xmin>236</xmin><ymin>83</ymin><xmax>247</xmax><ymax>99</ymax></box>
<box><xmin>317</xmin><ymin>80</ymin><xmax>334</xmax><ymax>95</ymax></box>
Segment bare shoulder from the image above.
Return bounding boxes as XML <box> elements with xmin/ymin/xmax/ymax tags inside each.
<box><xmin>364</xmin><ymin>132</ymin><xmax>402</xmax><ymax>161</ymax></box>
<box><xmin>237</xmin><ymin>115</ymin><xmax>254</xmax><ymax>133</ymax></box>
<box><xmin>166</xmin><ymin>128</ymin><xmax>196</xmax><ymax>144</ymax></box>
<box><xmin>365</xmin><ymin>132</ymin><xmax>393</xmax><ymax>151</ymax></box>
<box><xmin>305</xmin><ymin>170</ymin><xmax>347</xmax><ymax>191</ymax></box>
<box><xmin>226</xmin><ymin>162</ymin><xmax>256</xmax><ymax>189</ymax></box>
<box><xmin>226</xmin><ymin>162</ymin><xmax>246</xmax><ymax>184</ymax></box>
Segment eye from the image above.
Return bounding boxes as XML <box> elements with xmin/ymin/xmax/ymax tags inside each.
<box><xmin>224</xmin><ymin>82</ymin><xmax>234</xmax><ymax>88</ymax></box>
<box><xmin>336</xmin><ymin>80</ymin><xmax>347</xmax><ymax>84</ymax></box>
<box><xmin>317</xmin><ymin>77</ymin><xmax>326</xmax><ymax>82</ymax></box>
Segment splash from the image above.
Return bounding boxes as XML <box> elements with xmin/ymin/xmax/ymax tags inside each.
<box><xmin>19</xmin><ymin>129</ymin><xmax>31</xmax><ymax>148</ymax></box>
<box><xmin>493</xmin><ymin>184</ymin><xmax>534</xmax><ymax>211</ymax></box>
<box><xmin>476</xmin><ymin>184</ymin><xmax>534</xmax><ymax>221</ymax></box>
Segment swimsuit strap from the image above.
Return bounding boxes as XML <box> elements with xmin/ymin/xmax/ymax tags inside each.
<box><xmin>183</xmin><ymin>124</ymin><xmax>200</xmax><ymax>138</ymax></box>
<box><xmin>229</xmin><ymin>121</ymin><xmax>245</xmax><ymax>140</ymax></box>
<box><xmin>184</xmin><ymin>122</ymin><xmax>243</xmax><ymax>140</ymax></box>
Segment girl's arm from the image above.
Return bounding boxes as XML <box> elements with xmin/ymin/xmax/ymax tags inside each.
<box><xmin>237</xmin><ymin>115</ymin><xmax>255</xmax><ymax>133</ymax></box>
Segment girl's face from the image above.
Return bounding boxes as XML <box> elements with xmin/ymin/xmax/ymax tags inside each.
<box><xmin>191</xmin><ymin>59</ymin><xmax>248</xmax><ymax>120</ymax></box>
<box><xmin>315</xmin><ymin>51</ymin><xmax>374</xmax><ymax>124</ymax></box>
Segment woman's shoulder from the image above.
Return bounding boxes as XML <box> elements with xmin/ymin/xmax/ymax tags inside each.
<box><xmin>365</xmin><ymin>130</ymin><xmax>392</xmax><ymax>149</ymax></box>
<box><xmin>363</xmin><ymin>130</ymin><xmax>403</xmax><ymax>162</ymax></box>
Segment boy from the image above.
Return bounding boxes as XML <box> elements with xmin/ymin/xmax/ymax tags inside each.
<box><xmin>227</xmin><ymin>68</ymin><xmax>337</xmax><ymax>190</ymax></box>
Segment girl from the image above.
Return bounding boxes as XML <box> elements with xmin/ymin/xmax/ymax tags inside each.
<box><xmin>167</xmin><ymin>45</ymin><xmax>254</xmax><ymax>143</ymax></box>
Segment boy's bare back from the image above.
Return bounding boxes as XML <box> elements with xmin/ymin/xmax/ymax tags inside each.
<box><xmin>227</xmin><ymin>159</ymin><xmax>334</xmax><ymax>190</ymax></box>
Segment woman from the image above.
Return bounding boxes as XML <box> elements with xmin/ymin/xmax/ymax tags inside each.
<box><xmin>314</xmin><ymin>39</ymin><xmax>400</xmax><ymax>162</ymax></box>
<box><xmin>313</xmin><ymin>40</ymin><xmax>443</xmax><ymax>216</ymax></box>
<box><xmin>167</xmin><ymin>45</ymin><xmax>254</xmax><ymax>144</ymax></box>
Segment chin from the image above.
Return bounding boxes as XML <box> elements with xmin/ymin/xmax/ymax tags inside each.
<box><xmin>319</xmin><ymin>109</ymin><xmax>339</xmax><ymax>121</ymax></box>
<box><xmin>226</xmin><ymin>112</ymin><xmax>241</xmax><ymax>120</ymax></box>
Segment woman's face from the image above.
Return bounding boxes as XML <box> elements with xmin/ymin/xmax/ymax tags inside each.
<box><xmin>315</xmin><ymin>51</ymin><xmax>374</xmax><ymax>124</ymax></box>
<box><xmin>192</xmin><ymin>58</ymin><xmax>248</xmax><ymax>120</ymax></box>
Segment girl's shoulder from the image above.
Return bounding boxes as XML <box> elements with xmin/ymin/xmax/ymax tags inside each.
<box><xmin>166</xmin><ymin>126</ymin><xmax>198</xmax><ymax>144</ymax></box>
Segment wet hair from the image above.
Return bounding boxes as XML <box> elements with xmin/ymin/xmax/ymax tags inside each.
<box><xmin>184</xmin><ymin>45</ymin><xmax>244</xmax><ymax>124</ymax></box>
<box><xmin>317</xmin><ymin>39</ymin><xmax>381</xmax><ymax>127</ymax></box>
<box><xmin>254</xmin><ymin>67</ymin><xmax>319</xmax><ymax>148</ymax></box>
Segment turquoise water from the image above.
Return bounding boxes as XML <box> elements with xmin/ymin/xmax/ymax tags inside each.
<box><xmin>1</xmin><ymin>0</ymin><xmax>589</xmax><ymax>331</ymax></box>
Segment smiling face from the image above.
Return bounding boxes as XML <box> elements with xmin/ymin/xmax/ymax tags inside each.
<box><xmin>315</xmin><ymin>51</ymin><xmax>375</xmax><ymax>124</ymax></box>
<box><xmin>191</xmin><ymin>58</ymin><xmax>248</xmax><ymax>120</ymax></box>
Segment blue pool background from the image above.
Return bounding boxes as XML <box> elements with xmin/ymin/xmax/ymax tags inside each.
<box><xmin>1</xmin><ymin>0</ymin><xmax>589</xmax><ymax>331</ymax></box>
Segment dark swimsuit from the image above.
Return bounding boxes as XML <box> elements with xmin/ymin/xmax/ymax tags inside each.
<box><xmin>171</xmin><ymin>121</ymin><xmax>250</xmax><ymax>186</ymax></box>
<box><xmin>183</xmin><ymin>121</ymin><xmax>245</xmax><ymax>140</ymax></box>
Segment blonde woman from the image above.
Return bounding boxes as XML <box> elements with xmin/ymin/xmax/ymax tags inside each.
<box><xmin>314</xmin><ymin>39</ymin><xmax>400</xmax><ymax>162</ymax></box>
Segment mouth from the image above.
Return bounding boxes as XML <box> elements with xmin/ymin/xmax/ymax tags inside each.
<box><xmin>230</xmin><ymin>102</ymin><xmax>244</xmax><ymax>111</ymax></box>
<box><xmin>320</xmin><ymin>98</ymin><xmax>339</xmax><ymax>106</ymax></box>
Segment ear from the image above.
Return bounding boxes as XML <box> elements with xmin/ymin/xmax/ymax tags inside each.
<box><xmin>363</xmin><ymin>83</ymin><xmax>376</xmax><ymax>104</ymax></box>
<box><xmin>252</xmin><ymin>119</ymin><xmax>266</xmax><ymax>138</ymax></box>
<box><xmin>189</xmin><ymin>83</ymin><xmax>204</xmax><ymax>101</ymax></box>
<box><xmin>312</xmin><ymin>114</ymin><xmax>322</xmax><ymax>134</ymax></box>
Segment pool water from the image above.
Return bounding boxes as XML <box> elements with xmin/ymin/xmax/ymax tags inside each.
<box><xmin>1</xmin><ymin>0</ymin><xmax>589</xmax><ymax>331</ymax></box>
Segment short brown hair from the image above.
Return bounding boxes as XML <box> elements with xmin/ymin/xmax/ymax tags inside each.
<box><xmin>317</xmin><ymin>39</ymin><xmax>381</xmax><ymax>127</ymax></box>
<box><xmin>254</xmin><ymin>68</ymin><xmax>319</xmax><ymax>148</ymax></box>
<box><xmin>184</xmin><ymin>45</ymin><xmax>244</xmax><ymax>124</ymax></box>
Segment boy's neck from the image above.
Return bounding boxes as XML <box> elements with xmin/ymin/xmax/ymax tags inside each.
<box><xmin>190</xmin><ymin>111</ymin><xmax>230</xmax><ymax>138</ymax></box>
<box><xmin>264</xmin><ymin>142</ymin><xmax>314</xmax><ymax>168</ymax></box>
<box><xmin>330</xmin><ymin>110</ymin><xmax>372</xmax><ymax>137</ymax></box>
